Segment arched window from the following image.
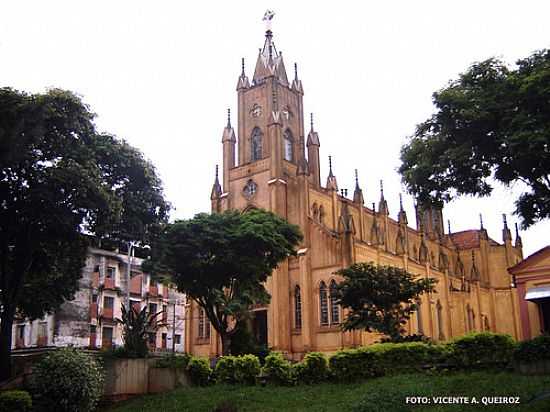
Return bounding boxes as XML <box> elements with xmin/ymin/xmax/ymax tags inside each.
<box><xmin>319</xmin><ymin>205</ymin><xmax>325</xmax><ymax>224</ymax></box>
<box><xmin>466</xmin><ymin>304</ymin><xmax>475</xmax><ymax>332</ymax></box>
<box><xmin>416</xmin><ymin>300</ymin><xmax>424</xmax><ymax>334</ymax></box>
<box><xmin>436</xmin><ymin>300</ymin><xmax>444</xmax><ymax>340</ymax></box>
<box><xmin>198</xmin><ymin>307</ymin><xmax>205</xmax><ymax>338</ymax></box>
<box><xmin>251</xmin><ymin>128</ymin><xmax>262</xmax><ymax>161</ymax></box>
<box><xmin>284</xmin><ymin>129</ymin><xmax>293</xmax><ymax>161</ymax></box>
<box><xmin>329</xmin><ymin>280</ymin><xmax>340</xmax><ymax>325</ymax></box>
<box><xmin>294</xmin><ymin>285</ymin><xmax>302</xmax><ymax>329</ymax></box>
<box><xmin>319</xmin><ymin>281</ymin><xmax>329</xmax><ymax>326</ymax></box>
<box><xmin>312</xmin><ymin>203</ymin><xmax>319</xmax><ymax>220</ymax></box>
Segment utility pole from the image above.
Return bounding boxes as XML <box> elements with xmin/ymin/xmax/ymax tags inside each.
<box><xmin>172</xmin><ymin>301</ymin><xmax>177</xmax><ymax>353</ymax></box>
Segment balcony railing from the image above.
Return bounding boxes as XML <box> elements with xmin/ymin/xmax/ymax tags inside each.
<box><xmin>102</xmin><ymin>339</ymin><xmax>112</xmax><ymax>349</ymax></box>
<box><xmin>102</xmin><ymin>307</ymin><xmax>113</xmax><ymax>320</ymax></box>
<box><xmin>37</xmin><ymin>336</ymin><xmax>48</xmax><ymax>347</ymax></box>
<box><xmin>90</xmin><ymin>302</ymin><xmax>98</xmax><ymax>319</ymax></box>
<box><xmin>91</xmin><ymin>272</ymin><xmax>100</xmax><ymax>288</ymax></box>
<box><xmin>130</xmin><ymin>275</ymin><xmax>142</xmax><ymax>295</ymax></box>
<box><xmin>104</xmin><ymin>277</ymin><xmax>115</xmax><ymax>290</ymax></box>
<box><xmin>15</xmin><ymin>338</ymin><xmax>25</xmax><ymax>349</ymax></box>
<box><xmin>148</xmin><ymin>285</ymin><xmax>158</xmax><ymax>297</ymax></box>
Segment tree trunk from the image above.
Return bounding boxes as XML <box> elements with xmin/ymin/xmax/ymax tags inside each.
<box><xmin>220</xmin><ymin>333</ymin><xmax>231</xmax><ymax>356</ymax></box>
<box><xmin>0</xmin><ymin>305</ymin><xmax>15</xmax><ymax>382</ymax></box>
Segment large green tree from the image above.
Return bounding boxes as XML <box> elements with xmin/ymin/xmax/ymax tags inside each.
<box><xmin>399</xmin><ymin>49</ymin><xmax>550</xmax><ymax>228</ymax></box>
<box><xmin>144</xmin><ymin>209</ymin><xmax>302</xmax><ymax>355</ymax></box>
<box><xmin>0</xmin><ymin>88</ymin><xmax>170</xmax><ymax>380</ymax></box>
<box><xmin>335</xmin><ymin>263</ymin><xmax>436</xmax><ymax>340</ymax></box>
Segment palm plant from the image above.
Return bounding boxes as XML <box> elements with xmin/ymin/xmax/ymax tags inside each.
<box><xmin>116</xmin><ymin>304</ymin><xmax>165</xmax><ymax>357</ymax></box>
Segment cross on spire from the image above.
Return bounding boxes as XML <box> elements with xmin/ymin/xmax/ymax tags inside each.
<box><xmin>226</xmin><ymin>108</ymin><xmax>231</xmax><ymax>128</ymax></box>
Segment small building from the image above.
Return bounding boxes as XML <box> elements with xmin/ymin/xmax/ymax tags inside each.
<box><xmin>509</xmin><ymin>246</ymin><xmax>550</xmax><ymax>340</ymax></box>
<box><xmin>11</xmin><ymin>247</ymin><xmax>186</xmax><ymax>353</ymax></box>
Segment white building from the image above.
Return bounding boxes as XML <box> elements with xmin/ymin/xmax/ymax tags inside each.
<box><xmin>12</xmin><ymin>247</ymin><xmax>186</xmax><ymax>353</ymax></box>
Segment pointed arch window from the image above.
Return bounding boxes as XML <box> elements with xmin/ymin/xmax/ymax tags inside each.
<box><xmin>319</xmin><ymin>205</ymin><xmax>325</xmax><ymax>224</ymax></box>
<box><xmin>251</xmin><ymin>128</ymin><xmax>262</xmax><ymax>161</ymax></box>
<box><xmin>329</xmin><ymin>280</ymin><xmax>340</xmax><ymax>325</ymax></box>
<box><xmin>198</xmin><ymin>307</ymin><xmax>210</xmax><ymax>339</ymax></box>
<box><xmin>284</xmin><ymin>129</ymin><xmax>294</xmax><ymax>162</ymax></box>
<box><xmin>319</xmin><ymin>281</ymin><xmax>329</xmax><ymax>326</ymax></box>
<box><xmin>294</xmin><ymin>285</ymin><xmax>302</xmax><ymax>329</ymax></box>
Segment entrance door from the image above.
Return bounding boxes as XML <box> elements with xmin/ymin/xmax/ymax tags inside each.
<box><xmin>539</xmin><ymin>299</ymin><xmax>550</xmax><ymax>334</ymax></box>
<box><xmin>252</xmin><ymin>310</ymin><xmax>268</xmax><ymax>348</ymax></box>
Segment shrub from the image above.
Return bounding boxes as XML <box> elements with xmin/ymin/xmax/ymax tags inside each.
<box><xmin>30</xmin><ymin>348</ymin><xmax>104</xmax><ymax>412</ymax></box>
<box><xmin>370</xmin><ymin>342</ymin><xmax>448</xmax><ymax>374</ymax></box>
<box><xmin>262</xmin><ymin>352</ymin><xmax>294</xmax><ymax>385</ymax></box>
<box><xmin>514</xmin><ymin>335</ymin><xmax>550</xmax><ymax>362</ymax></box>
<box><xmin>329</xmin><ymin>348</ymin><xmax>379</xmax><ymax>382</ymax></box>
<box><xmin>380</xmin><ymin>334</ymin><xmax>432</xmax><ymax>343</ymax></box>
<box><xmin>294</xmin><ymin>352</ymin><xmax>328</xmax><ymax>384</ymax></box>
<box><xmin>0</xmin><ymin>390</ymin><xmax>32</xmax><ymax>412</ymax></box>
<box><xmin>186</xmin><ymin>357</ymin><xmax>212</xmax><ymax>386</ymax></box>
<box><xmin>448</xmin><ymin>332</ymin><xmax>515</xmax><ymax>368</ymax></box>
<box><xmin>156</xmin><ymin>353</ymin><xmax>192</xmax><ymax>369</ymax></box>
<box><xmin>214</xmin><ymin>356</ymin><xmax>237</xmax><ymax>384</ymax></box>
<box><xmin>234</xmin><ymin>354</ymin><xmax>261</xmax><ymax>385</ymax></box>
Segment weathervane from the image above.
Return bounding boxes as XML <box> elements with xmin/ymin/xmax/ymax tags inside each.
<box><xmin>263</xmin><ymin>10</ymin><xmax>275</xmax><ymax>31</ymax></box>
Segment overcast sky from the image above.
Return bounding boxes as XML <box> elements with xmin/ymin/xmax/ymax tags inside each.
<box><xmin>1</xmin><ymin>1</ymin><xmax>549</xmax><ymax>257</ymax></box>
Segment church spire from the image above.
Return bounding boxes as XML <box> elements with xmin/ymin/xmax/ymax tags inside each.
<box><xmin>502</xmin><ymin>214</ymin><xmax>512</xmax><ymax>242</ymax></box>
<box><xmin>236</xmin><ymin>57</ymin><xmax>250</xmax><ymax>90</ymax></box>
<box><xmin>253</xmin><ymin>11</ymin><xmax>288</xmax><ymax>85</ymax></box>
<box><xmin>326</xmin><ymin>155</ymin><xmax>338</xmax><ymax>191</ymax></box>
<box><xmin>378</xmin><ymin>180</ymin><xmax>389</xmax><ymax>215</ymax></box>
<box><xmin>514</xmin><ymin>222</ymin><xmax>523</xmax><ymax>248</ymax></box>
<box><xmin>292</xmin><ymin>62</ymin><xmax>304</xmax><ymax>94</ymax></box>
<box><xmin>222</xmin><ymin>108</ymin><xmax>236</xmax><ymax>143</ymax></box>
<box><xmin>353</xmin><ymin>169</ymin><xmax>364</xmax><ymax>204</ymax></box>
<box><xmin>210</xmin><ymin>164</ymin><xmax>222</xmax><ymax>200</ymax></box>
<box><xmin>398</xmin><ymin>193</ymin><xmax>408</xmax><ymax>225</ymax></box>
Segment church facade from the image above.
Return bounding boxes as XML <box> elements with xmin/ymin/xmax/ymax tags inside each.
<box><xmin>185</xmin><ymin>26</ymin><xmax>525</xmax><ymax>359</ymax></box>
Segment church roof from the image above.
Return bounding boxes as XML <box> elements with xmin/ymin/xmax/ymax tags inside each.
<box><xmin>450</xmin><ymin>230</ymin><xmax>500</xmax><ymax>250</ymax></box>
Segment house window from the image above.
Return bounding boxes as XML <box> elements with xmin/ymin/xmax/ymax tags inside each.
<box><xmin>102</xmin><ymin>327</ymin><xmax>113</xmax><ymax>348</ymax></box>
<box><xmin>106</xmin><ymin>266</ymin><xmax>116</xmax><ymax>278</ymax></box>
<box><xmin>148</xmin><ymin>332</ymin><xmax>156</xmax><ymax>347</ymax></box>
<box><xmin>103</xmin><ymin>296</ymin><xmax>114</xmax><ymax>310</ymax></box>
<box><xmin>174</xmin><ymin>334</ymin><xmax>181</xmax><ymax>344</ymax></box>
<box><xmin>198</xmin><ymin>308</ymin><xmax>205</xmax><ymax>338</ymax></box>
<box><xmin>319</xmin><ymin>281</ymin><xmax>329</xmax><ymax>326</ymax></box>
<box><xmin>329</xmin><ymin>280</ymin><xmax>340</xmax><ymax>325</ymax></box>
<box><xmin>90</xmin><ymin>325</ymin><xmax>97</xmax><ymax>335</ymax></box>
<box><xmin>284</xmin><ymin>129</ymin><xmax>293</xmax><ymax>161</ymax></box>
<box><xmin>251</xmin><ymin>128</ymin><xmax>262</xmax><ymax>161</ymax></box>
<box><xmin>294</xmin><ymin>285</ymin><xmax>302</xmax><ymax>329</ymax></box>
<box><xmin>17</xmin><ymin>325</ymin><xmax>25</xmax><ymax>340</ymax></box>
<box><xmin>149</xmin><ymin>303</ymin><xmax>158</xmax><ymax>315</ymax></box>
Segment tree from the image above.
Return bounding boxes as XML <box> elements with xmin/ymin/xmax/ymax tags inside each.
<box><xmin>399</xmin><ymin>49</ymin><xmax>550</xmax><ymax>228</ymax></box>
<box><xmin>144</xmin><ymin>209</ymin><xmax>302</xmax><ymax>355</ymax></box>
<box><xmin>116</xmin><ymin>304</ymin><xmax>165</xmax><ymax>357</ymax></box>
<box><xmin>335</xmin><ymin>263</ymin><xmax>436</xmax><ymax>340</ymax></box>
<box><xmin>0</xmin><ymin>88</ymin><xmax>170</xmax><ymax>380</ymax></box>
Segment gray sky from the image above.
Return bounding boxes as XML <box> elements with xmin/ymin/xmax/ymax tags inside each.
<box><xmin>1</xmin><ymin>1</ymin><xmax>549</xmax><ymax>257</ymax></box>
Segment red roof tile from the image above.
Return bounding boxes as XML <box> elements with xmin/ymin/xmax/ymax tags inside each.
<box><xmin>450</xmin><ymin>230</ymin><xmax>500</xmax><ymax>250</ymax></box>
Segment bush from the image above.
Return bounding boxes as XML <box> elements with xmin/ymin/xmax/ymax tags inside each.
<box><xmin>214</xmin><ymin>356</ymin><xmax>237</xmax><ymax>384</ymax></box>
<box><xmin>294</xmin><ymin>352</ymin><xmax>328</xmax><ymax>384</ymax></box>
<box><xmin>155</xmin><ymin>353</ymin><xmax>192</xmax><ymax>369</ymax></box>
<box><xmin>234</xmin><ymin>354</ymin><xmax>261</xmax><ymax>385</ymax></box>
<box><xmin>448</xmin><ymin>332</ymin><xmax>515</xmax><ymax>368</ymax></box>
<box><xmin>186</xmin><ymin>357</ymin><xmax>212</xmax><ymax>386</ymax></box>
<box><xmin>261</xmin><ymin>352</ymin><xmax>294</xmax><ymax>385</ymax></box>
<box><xmin>370</xmin><ymin>342</ymin><xmax>448</xmax><ymax>374</ymax></box>
<box><xmin>380</xmin><ymin>334</ymin><xmax>432</xmax><ymax>343</ymax></box>
<box><xmin>30</xmin><ymin>348</ymin><xmax>104</xmax><ymax>412</ymax></box>
<box><xmin>514</xmin><ymin>335</ymin><xmax>550</xmax><ymax>362</ymax></box>
<box><xmin>329</xmin><ymin>348</ymin><xmax>379</xmax><ymax>382</ymax></box>
<box><xmin>0</xmin><ymin>390</ymin><xmax>32</xmax><ymax>412</ymax></box>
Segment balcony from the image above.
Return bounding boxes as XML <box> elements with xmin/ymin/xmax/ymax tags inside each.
<box><xmin>104</xmin><ymin>277</ymin><xmax>115</xmax><ymax>290</ymax></box>
<box><xmin>148</xmin><ymin>285</ymin><xmax>158</xmax><ymax>297</ymax></box>
<box><xmin>37</xmin><ymin>336</ymin><xmax>48</xmax><ymax>347</ymax></box>
<box><xmin>130</xmin><ymin>275</ymin><xmax>142</xmax><ymax>295</ymax></box>
<box><xmin>91</xmin><ymin>272</ymin><xmax>99</xmax><ymax>288</ymax></box>
<box><xmin>102</xmin><ymin>307</ymin><xmax>113</xmax><ymax>320</ymax></box>
<box><xmin>90</xmin><ymin>302</ymin><xmax>98</xmax><ymax>319</ymax></box>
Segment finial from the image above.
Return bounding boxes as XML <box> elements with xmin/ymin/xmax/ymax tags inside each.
<box><xmin>241</xmin><ymin>58</ymin><xmax>245</xmax><ymax>77</ymax></box>
<box><xmin>344</xmin><ymin>189</ymin><xmax>348</xmax><ymax>197</ymax></box>
<box><xmin>340</xmin><ymin>189</ymin><xmax>344</xmax><ymax>197</ymax></box>
<box><xmin>502</xmin><ymin>213</ymin><xmax>508</xmax><ymax>227</ymax></box>
<box><xmin>447</xmin><ymin>219</ymin><xmax>451</xmax><ymax>234</ymax></box>
<box><xmin>226</xmin><ymin>108</ymin><xmax>231</xmax><ymax>128</ymax></box>
<box><xmin>399</xmin><ymin>193</ymin><xmax>404</xmax><ymax>210</ymax></box>
<box><xmin>380</xmin><ymin>180</ymin><xmax>384</xmax><ymax>196</ymax></box>
<box><xmin>215</xmin><ymin>164</ymin><xmax>219</xmax><ymax>179</ymax></box>
<box><xmin>310</xmin><ymin>113</ymin><xmax>314</xmax><ymax>131</ymax></box>
<box><xmin>355</xmin><ymin>169</ymin><xmax>359</xmax><ymax>189</ymax></box>
<box><xmin>294</xmin><ymin>63</ymin><xmax>298</xmax><ymax>80</ymax></box>
<box><xmin>514</xmin><ymin>222</ymin><xmax>520</xmax><ymax>236</ymax></box>
<box><xmin>263</xmin><ymin>10</ymin><xmax>275</xmax><ymax>33</ymax></box>
<box><xmin>479</xmin><ymin>213</ymin><xmax>484</xmax><ymax>230</ymax></box>
<box><xmin>328</xmin><ymin>155</ymin><xmax>333</xmax><ymax>176</ymax></box>
<box><xmin>372</xmin><ymin>202</ymin><xmax>376</xmax><ymax>212</ymax></box>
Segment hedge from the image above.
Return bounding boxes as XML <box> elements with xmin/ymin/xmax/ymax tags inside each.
<box><xmin>214</xmin><ymin>354</ymin><xmax>260</xmax><ymax>385</ymax></box>
<box><xmin>514</xmin><ymin>335</ymin><xmax>550</xmax><ymax>362</ymax></box>
<box><xmin>0</xmin><ymin>390</ymin><xmax>32</xmax><ymax>412</ymax></box>
<box><xmin>186</xmin><ymin>357</ymin><xmax>212</xmax><ymax>386</ymax></box>
<box><xmin>448</xmin><ymin>332</ymin><xmax>515</xmax><ymax>368</ymax></box>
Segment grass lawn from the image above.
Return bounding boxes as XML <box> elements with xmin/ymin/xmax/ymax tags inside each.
<box><xmin>104</xmin><ymin>371</ymin><xmax>550</xmax><ymax>412</ymax></box>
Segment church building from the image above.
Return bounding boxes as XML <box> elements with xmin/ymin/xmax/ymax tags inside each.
<box><xmin>185</xmin><ymin>22</ymin><xmax>525</xmax><ymax>359</ymax></box>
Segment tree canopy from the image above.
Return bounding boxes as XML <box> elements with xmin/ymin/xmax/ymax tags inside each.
<box><xmin>144</xmin><ymin>209</ymin><xmax>302</xmax><ymax>355</ymax></box>
<box><xmin>335</xmin><ymin>263</ymin><xmax>436</xmax><ymax>340</ymax></box>
<box><xmin>399</xmin><ymin>49</ymin><xmax>550</xmax><ymax>228</ymax></box>
<box><xmin>0</xmin><ymin>87</ymin><xmax>170</xmax><ymax>380</ymax></box>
